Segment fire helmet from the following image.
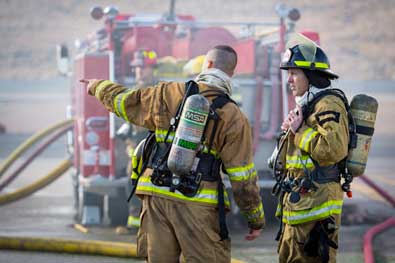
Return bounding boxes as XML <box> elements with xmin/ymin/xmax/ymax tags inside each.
<box><xmin>280</xmin><ymin>33</ymin><xmax>339</xmax><ymax>80</ymax></box>
<box><xmin>183</xmin><ymin>55</ymin><xmax>205</xmax><ymax>76</ymax></box>
<box><xmin>131</xmin><ymin>49</ymin><xmax>158</xmax><ymax>67</ymax></box>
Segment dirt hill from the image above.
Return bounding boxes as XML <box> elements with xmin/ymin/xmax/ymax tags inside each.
<box><xmin>0</xmin><ymin>0</ymin><xmax>394</xmax><ymax>80</ymax></box>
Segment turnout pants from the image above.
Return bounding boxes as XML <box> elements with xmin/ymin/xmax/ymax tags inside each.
<box><xmin>137</xmin><ymin>195</ymin><xmax>230</xmax><ymax>263</ymax></box>
<box><xmin>278</xmin><ymin>214</ymin><xmax>340</xmax><ymax>263</ymax></box>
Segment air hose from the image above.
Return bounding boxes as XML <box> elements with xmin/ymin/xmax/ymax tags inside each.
<box><xmin>0</xmin><ymin>119</ymin><xmax>74</xmax><ymax>177</ymax></box>
<box><xmin>0</xmin><ymin>124</ymin><xmax>73</xmax><ymax>192</ymax></box>
<box><xmin>0</xmin><ymin>159</ymin><xmax>72</xmax><ymax>206</ymax></box>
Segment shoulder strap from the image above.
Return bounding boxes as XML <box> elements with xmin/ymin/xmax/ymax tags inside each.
<box><xmin>204</xmin><ymin>92</ymin><xmax>236</xmax><ymax>152</ymax></box>
<box><xmin>302</xmin><ymin>88</ymin><xmax>349</xmax><ymax>118</ymax></box>
<box><xmin>175</xmin><ymin>80</ymin><xmax>199</xmax><ymax>117</ymax></box>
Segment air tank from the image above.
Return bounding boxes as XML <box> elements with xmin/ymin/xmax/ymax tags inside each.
<box><xmin>346</xmin><ymin>94</ymin><xmax>378</xmax><ymax>176</ymax></box>
<box><xmin>167</xmin><ymin>94</ymin><xmax>210</xmax><ymax>176</ymax></box>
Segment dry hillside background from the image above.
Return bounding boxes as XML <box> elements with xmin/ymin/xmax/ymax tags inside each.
<box><xmin>0</xmin><ymin>0</ymin><xmax>394</xmax><ymax>81</ymax></box>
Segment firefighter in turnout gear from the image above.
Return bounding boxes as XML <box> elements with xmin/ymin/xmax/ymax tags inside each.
<box><xmin>274</xmin><ymin>34</ymin><xmax>348</xmax><ymax>263</ymax></box>
<box><xmin>82</xmin><ymin>45</ymin><xmax>265</xmax><ymax>262</ymax></box>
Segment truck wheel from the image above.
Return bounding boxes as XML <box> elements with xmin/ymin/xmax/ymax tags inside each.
<box><xmin>108</xmin><ymin>188</ymin><xmax>129</xmax><ymax>226</ymax></box>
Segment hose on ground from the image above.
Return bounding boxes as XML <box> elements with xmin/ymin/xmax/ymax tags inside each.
<box><xmin>359</xmin><ymin>175</ymin><xmax>395</xmax><ymax>208</ymax></box>
<box><xmin>0</xmin><ymin>235</ymin><xmax>245</xmax><ymax>262</ymax></box>
<box><xmin>0</xmin><ymin>159</ymin><xmax>72</xmax><ymax>206</ymax></box>
<box><xmin>0</xmin><ymin>125</ymin><xmax>73</xmax><ymax>192</ymax></box>
<box><xmin>363</xmin><ymin>217</ymin><xmax>395</xmax><ymax>263</ymax></box>
<box><xmin>0</xmin><ymin>119</ymin><xmax>74</xmax><ymax>177</ymax></box>
<box><xmin>0</xmin><ymin>236</ymin><xmax>138</xmax><ymax>258</ymax></box>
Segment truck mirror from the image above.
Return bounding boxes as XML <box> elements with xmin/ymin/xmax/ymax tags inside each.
<box><xmin>56</xmin><ymin>44</ymin><xmax>70</xmax><ymax>76</ymax></box>
<box><xmin>288</xmin><ymin>8</ymin><xmax>300</xmax><ymax>22</ymax></box>
<box><xmin>90</xmin><ymin>6</ymin><xmax>104</xmax><ymax>20</ymax></box>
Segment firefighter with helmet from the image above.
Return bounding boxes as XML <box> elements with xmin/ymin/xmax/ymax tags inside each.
<box><xmin>273</xmin><ymin>33</ymin><xmax>348</xmax><ymax>263</ymax></box>
<box><xmin>81</xmin><ymin>45</ymin><xmax>265</xmax><ymax>262</ymax></box>
<box><xmin>117</xmin><ymin>49</ymin><xmax>159</xmax><ymax>234</ymax></box>
<box><xmin>131</xmin><ymin>49</ymin><xmax>158</xmax><ymax>88</ymax></box>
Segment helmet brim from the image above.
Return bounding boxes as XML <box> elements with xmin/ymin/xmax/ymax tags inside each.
<box><xmin>280</xmin><ymin>63</ymin><xmax>339</xmax><ymax>80</ymax></box>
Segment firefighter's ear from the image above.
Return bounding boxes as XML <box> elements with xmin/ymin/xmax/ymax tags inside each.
<box><xmin>206</xmin><ymin>60</ymin><xmax>214</xmax><ymax>69</ymax></box>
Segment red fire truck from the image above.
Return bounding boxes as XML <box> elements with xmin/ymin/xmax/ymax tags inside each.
<box><xmin>57</xmin><ymin>2</ymin><xmax>320</xmax><ymax>226</ymax></box>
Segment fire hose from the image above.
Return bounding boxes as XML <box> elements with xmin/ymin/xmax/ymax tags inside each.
<box><xmin>359</xmin><ymin>175</ymin><xmax>395</xmax><ymax>263</ymax></box>
<box><xmin>0</xmin><ymin>159</ymin><xmax>72</xmax><ymax>206</ymax></box>
<box><xmin>0</xmin><ymin>236</ymin><xmax>138</xmax><ymax>258</ymax></box>
<box><xmin>0</xmin><ymin>119</ymin><xmax>74</xmax><ymax>177</ymax></box>
<box><xmin>0</xmin><ymin>124</ymin><xmax>73</xmax><ymax>192</ymax></box>
<box><xmin>0</xmin><ymin>235</ymin><xmax>245</xmax><ymax>262</ymax></box>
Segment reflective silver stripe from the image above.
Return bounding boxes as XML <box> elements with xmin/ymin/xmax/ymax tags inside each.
<box><xmin>282</xmin><ymin>200</ymin><xmax>343</xmax><ymax>224</ymax></box>
<box><xmin>286</xmin><ymin>155</ymin><xmax>314</xmax><ymax>169</ymax></box>
<box><xmin>113</xmin><ymin>89</ymin><xmax>135</xmax><ymax>121</ymax></box>
<box><xmin>136</xmin><ymin>179</ymin><xmax>230</xmax><ymax>206</ymax></box>
<box><xmin>155</xmin><ymin>130</ymin><xmax>175</xmax><ymax>143</ymax></box>
<box><xmin>226</xmin><ymin>163</ymin><xmax>257</xmax><ymax>181</ymax></box>
<box><xmin>242</xmin><ymin>202</ymin><xmax>264</xmax><ymax>222</ymax></box>
<box><xmin>294</xmin><ymin>61</ymin><xmax>329</xmax><ymax>69</ymax></box>
<box><xmin>127</xmin><ymin>216</ymin><xmax>140</xmax><ymax>227</ymax></box>
<box><xmin>299</xmin><ymin>128</ymin><xmax>318</xmax><ymax>152</ymax></box>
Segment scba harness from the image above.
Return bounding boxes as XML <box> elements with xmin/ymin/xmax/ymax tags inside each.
<box><xmin>129</xmin><ymin>80</ymin><xmax>236</xmax><ymax>240</ymax></box>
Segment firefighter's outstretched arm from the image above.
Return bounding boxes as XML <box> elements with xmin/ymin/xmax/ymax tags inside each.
<box><xmin>81</xmin><ymin>79</ymin><xmax>162</xmax><ymax>131</ymax></box>
<box><xmin>220</xmin><ymin>114</ymin><xmax>265</xmax><ymax>240</ymax></box>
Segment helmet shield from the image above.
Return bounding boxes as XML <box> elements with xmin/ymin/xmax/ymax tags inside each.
<box><xmin>286</xmin><ymin>33</ymin><xmax>317</xmax><ymax>62</ymax></box>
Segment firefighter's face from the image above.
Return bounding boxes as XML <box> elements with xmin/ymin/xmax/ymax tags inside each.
<box><xmin>287</xmin><ymin>68</ymin><xmax>309</xmax><ymax>97</ymax></box>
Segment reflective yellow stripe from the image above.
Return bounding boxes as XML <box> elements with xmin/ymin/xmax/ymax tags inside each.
<box><xmin>298</xmin><ymin>128</ymin><xmax>318</xmax><ymax>152</ymax></box>
<box><xmin>136</xmin><ymin>177</ymin><xmax>230</xmax><ymax>206</ymax></box>
<box><xmin>226</xmin><ymin>163</ymin><xmax>257</xmax><ymax>182</ymax></box>
<box><xmin>282</xmin><ymin>200</ymin><xmax>343</xmax><ymax>225</ymax></box>
<box><xmin>285</xmin><ymin>155</ymin><xmax>314</xmax><ymax>169</ymax></box>
<box><xmin>202</xmin><ymin>146</ymin><xmax>219</xmax><ymax>159</ymax></box>
<box><xmin>294</xmin><ymin>61</ymin><xmax>329</xmax><ymax>69</ymax></box>
<box><xmin>113</xmin><ymin>89</ymin><xmax>135</xmax><ymax>121</ymax></box>
<box><xmin>131</xmin><ymin>171</ymin><xmax>138</xmax><ymax>180</ymax></box>
<box><xmin>120</xmin><ymin>90</ymin><xmax>135</xmax><ymax>122</ymax></box>
<box><xmin>128</xmin><ymin>148</ymin><xmax>134</xmax><ymax>158</ymax></box>
<box><xmin>241</xmin><ymin>202</ymin><xmax>264</xmax><ymax>223</ymax></box>
<box><xmin>95</xmin><ymin>80</ymin><xmax>113</xmax><ymax>100</ymax></box>
<box><xmin>275</xmin><ymin>204</ymin><xmax>282</xmax><ymax>217</ymax></box>
<box><xmin>127</xmin><ymin>215</ymin><xmax>140</xmax><ymax>227</ymax></box>
<box><xmin>155</xmin><ymin>129</ymin><xmax>175</xmax><ymax>143</ymax></box>
<box><xmin>113</xmin><ymin>92</ymin><xmax>123</xmax><ymax>117</ymax></box>
<box><xmin>131</xmin><ymin>155</ymin><xmax>143</xmax><ymax>180</ymax></box>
